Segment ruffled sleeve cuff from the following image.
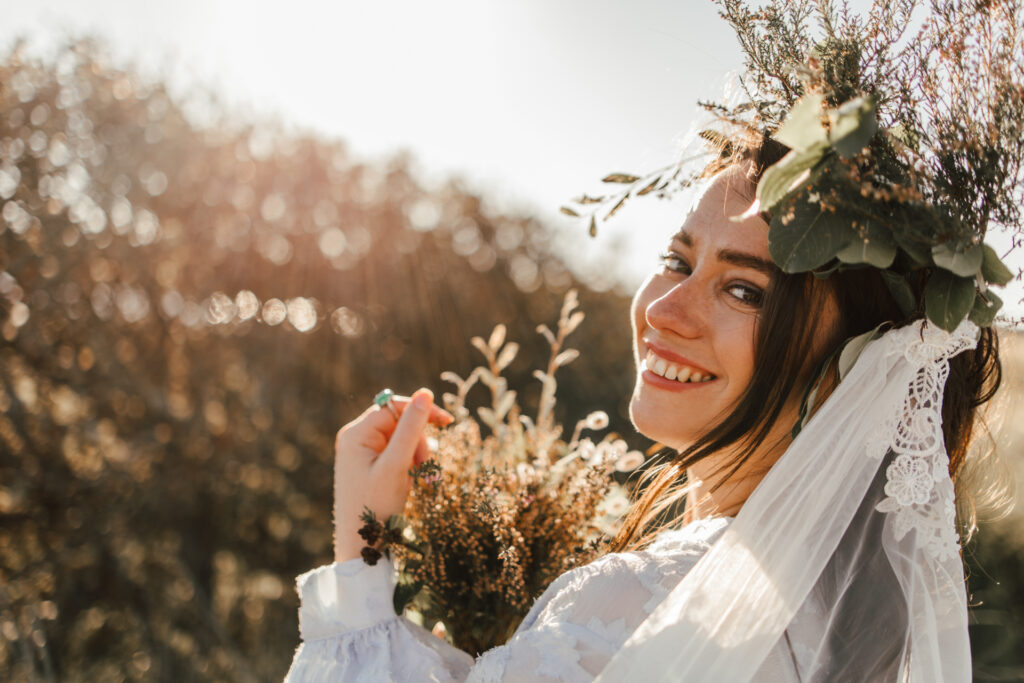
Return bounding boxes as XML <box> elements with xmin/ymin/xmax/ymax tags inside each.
<box><xmin>296</xmin><ymin>558</ymin><xmax>397</xmax><ymax>641</ymax></box>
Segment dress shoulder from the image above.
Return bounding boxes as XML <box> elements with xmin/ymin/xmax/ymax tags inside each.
<box><xmin>465</xmin><ymin>517</ymin><xmax>733</xmax><ymax>681</ymax></box>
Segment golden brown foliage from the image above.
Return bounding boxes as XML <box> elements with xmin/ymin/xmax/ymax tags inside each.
<box><xmin>0</xmin><ymin>41</ymin><xmax>636</xmax><ymax>681</ymax></box>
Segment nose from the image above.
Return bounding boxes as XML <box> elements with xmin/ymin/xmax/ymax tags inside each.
<box><xmin>645</xmin><ymin>279</ymin><xmax>707</xmax><ymax>339</ymax></box>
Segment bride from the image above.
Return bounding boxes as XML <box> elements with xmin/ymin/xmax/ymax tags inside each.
<box><xmin>282</xmin><ymin>127</ymin><xmax>1003</xmax><ymax>681</ymax></box>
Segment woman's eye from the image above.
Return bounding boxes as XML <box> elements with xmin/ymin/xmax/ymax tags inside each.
<box><xmin>726</xmin><ymin>282</ymin><xmax>765</xmax><ymax>307</ymax></box>
<box><xmin>658</xmin><ymin>252</ymin><xmax>691</xmax><ymax>275</ymax></box>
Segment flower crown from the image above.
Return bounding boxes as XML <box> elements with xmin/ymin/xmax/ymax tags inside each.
<box><xmin>743</xmin><ymin>90</ymin><xmax>1011</xmax><ymax>331</ymax></box>
<box><xmin>564</xmin><ymin>1</ymin><xmax>1023</xmax><ymax>332</ymax></box>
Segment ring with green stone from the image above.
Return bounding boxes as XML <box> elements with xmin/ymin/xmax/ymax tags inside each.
<box><xmin>373</xmin><ymin>388</ymin><xmax>398</xmax><ymax>419</ymax></box>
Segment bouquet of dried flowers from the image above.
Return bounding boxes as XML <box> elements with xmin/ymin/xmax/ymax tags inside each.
<box><xmin>357</xmin><ymin>290</ymin><xmax>643</xmax><ymax>655</ymax></box>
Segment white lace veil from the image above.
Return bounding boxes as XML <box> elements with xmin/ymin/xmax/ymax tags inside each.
<box><xmin>595</xmin><ymin>318</ymin><xmax>979</xmax><ymax>682</ymax></box>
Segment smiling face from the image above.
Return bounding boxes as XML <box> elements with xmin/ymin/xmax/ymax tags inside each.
<box><xmin>629</xmin><ymin>164</ymin><xmax>778</xmax><ymax>450</ymax></box>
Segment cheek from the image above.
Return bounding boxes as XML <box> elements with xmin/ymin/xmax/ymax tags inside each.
<box><xmin>711</xmin><ymin>310</ymin><xmax>759</xmax><ymax>385</ymax></box>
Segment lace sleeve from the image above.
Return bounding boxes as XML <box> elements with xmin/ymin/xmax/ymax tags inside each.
<box><xmin>283</xmin><ymin>560</ymin><xmax>473</xmax><ymax>682</ymax></box>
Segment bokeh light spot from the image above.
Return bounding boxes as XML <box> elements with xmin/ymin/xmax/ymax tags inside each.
<box><xmin>452</xmin><ymin>222</ymin><xmax>481</xmax><ymax>256</ymax></box>
<box><xmin>260</xmin><ymin>193</ymin><xmax>287</xmax><ymax>222</ymax></box>
<box><xmin>317</xmin><ymin>227</ymin><xmax>347</xmax><ymax>259</ymax></box>
<box><xmin>407</xmin><ymin>198</ymin><xmax>441</xmax><ymax>232</ymax></box>
<box><xmin>205</xmin><ymin>292</ymin><xmax>236</xmax><ymax>325</ymax></box>
<box><xmin>286</xmin><ymin>297</ymin><xmax>317</xmax><ymax>332</ymax></box>
<box><xmin>261</xmin><ymin>298</ymin><xmax>286</xmax><ymax>326</ymax></box>
<box><xmin>330</xmin><ymin>307</ymin><xmax>364</xmax><ymax>338</ymax></box>
<box><xmin>235</xmin><ymin>290</ymin><xmax>259</xmax><ymax>321</ymax></box>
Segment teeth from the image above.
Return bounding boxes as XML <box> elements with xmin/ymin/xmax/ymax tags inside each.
<box><xmin>643</xmin><ymin>350</ymin><xmax>714</xmax><ymax>384</ymax></box>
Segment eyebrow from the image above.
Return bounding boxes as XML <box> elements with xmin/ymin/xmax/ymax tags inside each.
<box><xmin>671</xmin><ymin>230</ymin><xmax>779</xmax><ymax>276</ymax></box>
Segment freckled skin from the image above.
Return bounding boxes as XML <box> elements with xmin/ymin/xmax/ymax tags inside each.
<box><xmin>630</xmin><ymin>165</ymin><xmax>772</xmax><ymax>451</ymax></box>
<box><xmin>630</xmin><ymin>165</ymin><xmax>842</xmax><ymax>517</ymax></box>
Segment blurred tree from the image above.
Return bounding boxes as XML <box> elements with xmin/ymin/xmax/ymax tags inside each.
<box><xmin>0</xmin><ymin>40</ymin><xmax>636</xmax><ymax>681</ymax></box>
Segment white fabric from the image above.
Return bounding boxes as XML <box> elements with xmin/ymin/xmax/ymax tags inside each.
<box><xmin>597</xmin><ymin>318</ymin><xmax>977</xmax><ymax>682</ymax></box>
<box><xmin>285</xmin><ymin>518</ymin><xmax>824</xmax><ymax>682</ymax></box>
<box><xmin>285</xmin><ymin>319</ymin><xmax>976</xmax><ymax>682</ymax></box>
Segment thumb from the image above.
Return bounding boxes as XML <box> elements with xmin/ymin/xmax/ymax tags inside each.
<box><xmin>381</xmin><ymin>388</ymin><xmax>433</xmax><ymax>472</ymax></box>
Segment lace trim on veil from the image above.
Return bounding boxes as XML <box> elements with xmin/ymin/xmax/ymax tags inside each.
<box><xmin>868</xmin><ymin>320</ymin><xmax>979</xmax><ymax>561</ymax></box>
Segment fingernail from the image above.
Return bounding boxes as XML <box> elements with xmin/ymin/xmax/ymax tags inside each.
<box><xmin>413</xmin><ymin>391</ymin><xmax>431</xmax><ymax>409</ymax></box>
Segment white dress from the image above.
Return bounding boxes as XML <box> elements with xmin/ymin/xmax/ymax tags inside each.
<box><xmin>284</xmin><ymin>517</ymin><xmax>821</xmax><ymax>682</ymax></box>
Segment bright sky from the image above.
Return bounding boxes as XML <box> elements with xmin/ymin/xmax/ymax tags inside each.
<box><xmin>3</xmin><ymin>0</ymin><xmax>1022</xmax><ymax>312</ymax></box>
<box><xmin>0</xmin><ymin>0</ymin><xmax>743</xmax><ymax>288</ymax></box>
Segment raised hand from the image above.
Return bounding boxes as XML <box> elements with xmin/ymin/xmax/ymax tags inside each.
<box><xmin>332</xmin><ymin>388</ymin><xmax>453</xmax><ymax>563</ymax></box>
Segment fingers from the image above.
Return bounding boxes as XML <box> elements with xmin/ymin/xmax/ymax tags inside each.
<box><xmin>338</xmin><ymin>389</ymin><xmax>452</xmax><ymax>457</ymax></box>
<box><xmin>358</xmin><ymin>394</ymin><xmax>452</xmax><ymax>431</ymax></box>
<box><xmin>390</xmin><ymin>395</ymin><xmax>454</xmax><ymax>426</ymax></box>
<box><xmin>379</xmin><ymin>389</ymin><xmax>435</xmax><ymax>474</ymax></box>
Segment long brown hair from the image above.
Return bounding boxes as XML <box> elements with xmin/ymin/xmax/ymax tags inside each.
<box><xmin>612</xmin><ymin>134</ymin><xmax>1002</xmax><ymax>552</ymax></box>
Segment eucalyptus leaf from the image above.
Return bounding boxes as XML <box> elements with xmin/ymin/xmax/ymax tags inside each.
<box><xmin>880</xmin><ymin>271</ymin><xmax>916</xmax><ymax>316</ymax></box>
<box><xmin>756</xmin><ymin>144</ymin><xmax>827</xmax><ymax>211</ymax></box>
<box><xmin>981</xmin><ymin>243</ymin><xmax>1014</xmax><ymax>286</ymax></box>
<box><xmin>835</xmin><ymin>219</ymin><xmax>897</xmax><ymax>268</ymax></box>
<box><xmin>774</xmin><ymin>94</ymin><xmax>827</xmax><ymax>151</ymax></box>
<box><xmin>893</xmin><ymin>232</ymin><xmax>931</xmax><ymax>266</ymax></box>
<box><xmin>931</xmin><ymin>242</ymin><xmax>983</xmax><ymax>277</ymax></box>
<box><xmin>768</xmin><ymin>195</ymin><xmax>857</xmax><ymax>272</ymax></box>
<box><xmin>924</xmin><ymin>270</ymin><xmax>976</xmax><ymax>332</ymax></box>
<box><xmin>968</xmin><ymin>290</ymin><xmax>1003</xmax><ymax>327</ymax></box>
<box><xmin>828</xmin><ymin>96</ymin><xmax>878</xmax><ymax>158</ymax></box>
<box><xmin>811</xmin><ymin>262</ymin><xmax>842</xmax><ymax>279</ymax></box>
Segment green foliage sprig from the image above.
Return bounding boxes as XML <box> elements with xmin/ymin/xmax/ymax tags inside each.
<box><xmin>564</xmin><ymin>0</ymin><xmax>1024</xmax><ymax>331</ymax></box>
<box><xmin>757</xmin><ymin>92</ymin><xmax>1012</xmax><ymax>331</ymax></box>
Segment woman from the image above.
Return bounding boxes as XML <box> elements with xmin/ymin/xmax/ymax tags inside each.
<box><xmin>283</xmin><ymin>135</ymin><xmax>1001</xmax><ymax>682</ymax></box>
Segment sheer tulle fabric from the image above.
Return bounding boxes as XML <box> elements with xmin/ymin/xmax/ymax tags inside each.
<box><xmin>596</xmin><ymin>319</ymin><xmax>976</xmax><ymax>682</ymax></box>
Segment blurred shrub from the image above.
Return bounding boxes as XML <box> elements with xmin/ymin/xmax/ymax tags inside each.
<box><xmin>0</xmin><ymin>40</ymin><xmax>635</xmax><ymax>681</ymax></box>
<box><xmin>966</xmin><ymin>332</ymin><xmax>1024</xmax><ymax>681</ymax></box>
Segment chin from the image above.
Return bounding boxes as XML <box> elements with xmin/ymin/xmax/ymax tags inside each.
<box><xmin>629</xmin><ymin>392</ymin><xmax>695</xmax><ymax>452</ymax></box>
